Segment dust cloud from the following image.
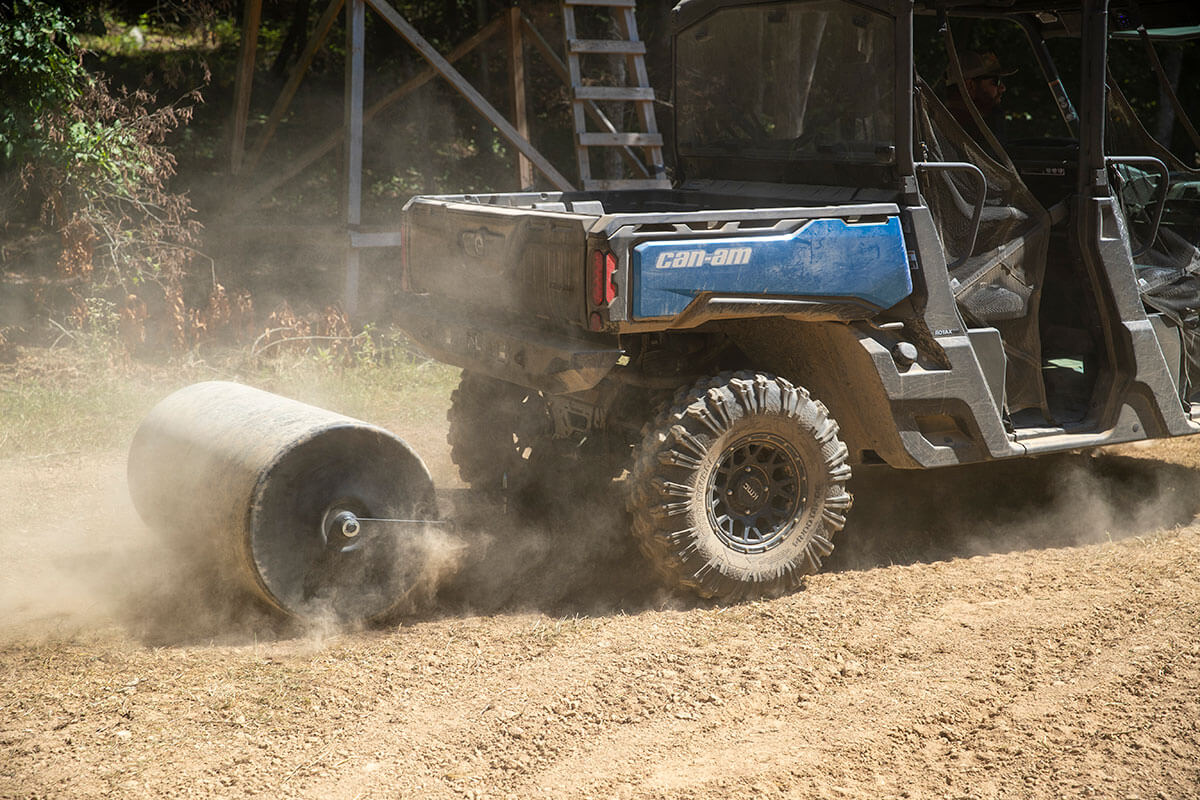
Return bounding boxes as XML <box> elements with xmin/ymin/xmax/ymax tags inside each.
<box><xmin>0</xmin><ymin>454</ymin><xmax>280</xmax><ymax>647</ymax></box>
<box><xmin>0</xmin><ymin>447</ymin><xmax>655</xmax><ymax>649</ymax></box>
<box><xmin>2</xmin><ymin>445</ymin><xmax>1197</xmax><ymax>648</ymax></box>
<box><xmin>440</xmin><ymin>448</ymin><xmax>1200</xmax><ymax>613</ymax></box>
<box><xmin>434</xmin><ymin>484</ymin><xmax>667</xmax><ymax>618</ymax></box>
<box><xmin>829</xmin><ymin>451</ymin><xmax>1200</xmax><ymax>572</ymax></box>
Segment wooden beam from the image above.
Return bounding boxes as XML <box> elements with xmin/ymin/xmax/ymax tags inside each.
<box><xmin>245</xmin><ymin>0</ymin><xmax>344</xmax><ymax>172</ymax></box>
<box><xmin>616</xmin><ymin>6</ymin><xmax>666</xmax><ymax>183</ymax></box>
<box><xmin>579</xmin><ymin>132</ymin><xmax>663</xmax><ymax>147</ymax></box>
<box><xmin>561</xmin><ymin>3</ymin><xmax>590</xmax><ymax>185</ymax></box>
<box><xmin>344</xmin><ymin>0</ymin><xmax>365</xmax><ymax>315</ymax></box>
<box><xmin>567</xmin><ymin>39</ymin><xmax>647</xmax><ymax>54</ymax></box>
<box><xmin>520</xmin><ymin>13</ymin><xmax>571</xmax><ymax>84</ymax></box>
<box><xmin>574</xmin><ymin>86</ymin><xmax>655</xmax><ymax>101</ymax></box>
<box><xmin>229</xmin><ymin>0</ymin><xmax>263</xmax><ymax>174</ymax></box>
<box><xmin>365</xmin><ymin>0</ymin><xmax>575</xmax><ymax>191</ymax></box>
<box><xmin>509</xmin><ymin>8</ymin><xmax>534</xmax><ymax>189</ymax></box>
<box><xmin>234</xmin><ymin>16</ymin><xmax>507</xmax><ymax>211</ymax></box>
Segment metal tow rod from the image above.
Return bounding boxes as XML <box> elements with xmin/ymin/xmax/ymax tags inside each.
<box><xmin>327</xmin><ymin>510</ymin><xmax>453</xmax><ymax>538</ymax></box>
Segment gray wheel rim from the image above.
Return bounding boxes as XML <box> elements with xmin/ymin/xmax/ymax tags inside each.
<box><xmin>706</xmin><ymin>432</ymin><xmax>807</xmax><ymax>554</ymax></box>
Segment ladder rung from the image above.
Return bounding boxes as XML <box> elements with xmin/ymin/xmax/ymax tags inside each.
<box><xmin>579</xmin><ymin>132</ymin><xmax>663</xmax><ymax>147</ymax></box>
<box><xmin>575</xmin><ymin>86</ymin><xmax>655</xmax><ymax>102</ymax></box>
<box><xmin>564</xmin><ymin>0</ymin><xmax>636</xmax><ymax>7</ymax></box>
<box><xmin>568</xmin><ymin>39</ymin><xmax>646</xmax><ymax>55</ymax></box>
<box><xmin>584</xmin><ymin>179</ymin><xmax>670</xmax><ymax>191</ymax></box>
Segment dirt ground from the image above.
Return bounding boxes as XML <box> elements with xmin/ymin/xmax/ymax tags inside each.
<box><xmin>2</xmin><ymin>385</ymin><xmax>1200</xmax><ymax>800</ymax></box>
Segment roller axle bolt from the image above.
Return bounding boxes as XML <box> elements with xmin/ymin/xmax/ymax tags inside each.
<box><xmin>329</xmin><ymin>510</ymin><xmax>361</xmax><ymax>538</ymax></box>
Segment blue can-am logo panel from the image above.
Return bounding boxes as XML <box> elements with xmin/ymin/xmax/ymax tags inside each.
<box><xmin>632</xmin><ymin>216</ymin><xmax>912</xmax><ymax>320</ymax></box>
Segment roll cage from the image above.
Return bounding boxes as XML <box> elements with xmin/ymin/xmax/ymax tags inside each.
<box><xmin>667</xmin><ymin>0</ymin><xmax>1200</xmax><ymax>440</ymax></box>
<box><xmin>669</xmin><ymin>0</ymin><xmax>1200</xmax><ymax>202</ymax></box>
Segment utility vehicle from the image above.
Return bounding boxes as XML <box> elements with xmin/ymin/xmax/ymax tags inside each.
<box><xmin>396</xmin><ymin>0</ymin><xmax>1200</xmax><ymax>601</ymax></box>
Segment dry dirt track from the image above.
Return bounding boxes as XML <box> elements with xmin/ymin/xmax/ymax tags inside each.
<box><xmin>2</xmin><ymin>404</ymin><xmax>1200</xmax><ymax>800</ymax></box>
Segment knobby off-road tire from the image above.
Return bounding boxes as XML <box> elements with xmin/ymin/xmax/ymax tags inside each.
<box><xmin>627</xmin><ymin>371</ymin><xmax>852</xmax><ymax>601</ymax></box>
<box><xmin>447</xmin><ymin>371</ymin><xmax>553</xmax><ymax>497</ymax></box>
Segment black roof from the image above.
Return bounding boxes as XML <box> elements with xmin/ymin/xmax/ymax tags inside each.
<box><xmin>670</xmin><ymin>0</ymin><xmax>1199</xmax><ymax>35</ymax></box>
<box><xmin>671</xmin><ymin>0</ymin><xmax>892</xmax><ymax>31</ymax></box>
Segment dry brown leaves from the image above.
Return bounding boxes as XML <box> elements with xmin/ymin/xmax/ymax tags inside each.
<box><xmin>188</xmin><ymin>282</ymin><xmax>256</xmax><ymax>348</ymax></box>
<box><xmin>255</xmin><ymin>301</ymin><xmax>356</xmax><ymax>360</ymax></box>
<box><xmin>119</xmin><ymin>294</ymin><xmax>147</xmax><ymax>353</ymax></box>
<box><xmin>56</xmin><ymin>216</ymin><xmax>95</xmax><ymax>280</ymax></box>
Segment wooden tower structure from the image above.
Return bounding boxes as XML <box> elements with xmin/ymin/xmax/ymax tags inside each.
<box><xmin>226</xmin><ymin>0</ymin><xmax>667</xmax><ymax>314</ymax></box>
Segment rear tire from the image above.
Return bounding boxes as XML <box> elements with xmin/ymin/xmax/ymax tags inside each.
<box><xmin>626</xmin><ymin>371</ymin><xmax>852</xmax><ymax>600</ymax></box>
<box><xmin>447</xmin><ymin>372</ymin><xmax>552</xmax><ymax>497</ymax></box>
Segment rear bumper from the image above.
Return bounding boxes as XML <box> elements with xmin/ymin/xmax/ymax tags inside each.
<box><xmin>396</xmin><ymin>296</ymin><xmax>622</xmax><ymax>394</ymax></box>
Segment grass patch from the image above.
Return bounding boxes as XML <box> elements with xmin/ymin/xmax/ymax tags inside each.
<box><xmin>0</xmin><ymin>337</ymin><xmax>461</xmax><ymax>460</ymax></box>
<box><xmin>243</xmin><ymin>351</ymin><xmax>460</xmax><ymax>430</ymax></box>
<box><xmin>0</xmin><ymin>350</ymin><xmax>168</xmax><ymax>457</ymax></box>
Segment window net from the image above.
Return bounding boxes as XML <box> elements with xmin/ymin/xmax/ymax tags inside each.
<box><xmin>915</xmin><ymin>80</ymin><xmax>1051</xmax><ymax>415</ymax></box>
<box><xmin>1108</xmin><ymin>79</ymin><xmax>1200</xmax><ymax>396</ymax></box>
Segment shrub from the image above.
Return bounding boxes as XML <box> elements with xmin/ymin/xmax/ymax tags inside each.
<box><xmin>1</xmin><ymin>1</ymin><xmax>219</xmax><ymax>356</ymax></box>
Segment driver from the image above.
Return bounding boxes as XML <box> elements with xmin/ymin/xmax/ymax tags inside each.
<box><xmin>944</xmin><ymin>51</ymin><xmax>1015</xmax><ymax>145</ymax></box>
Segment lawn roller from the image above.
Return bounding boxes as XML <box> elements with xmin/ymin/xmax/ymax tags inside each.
<box><xmin>127</xmin><ymin>381</ymin><xmax>447</xmax><ymax>624</ymax></box>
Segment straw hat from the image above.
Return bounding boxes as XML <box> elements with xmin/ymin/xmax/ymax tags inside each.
<box><xmin>947</xmin><ymin>51</ymin><xmax>1017</xmax><ymax>85</ymax></box>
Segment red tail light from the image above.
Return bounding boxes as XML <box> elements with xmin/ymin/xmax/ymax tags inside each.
<box><xmin>590</xmin><ymin>250</ymin><xmax>617</xmax><ymax>307</ymax></box>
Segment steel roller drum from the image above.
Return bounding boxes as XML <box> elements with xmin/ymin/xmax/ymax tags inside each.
<box><xmin>127</xmin><ymin>381</ymin><xmax>439</xmax><ymax>623</ymax></box>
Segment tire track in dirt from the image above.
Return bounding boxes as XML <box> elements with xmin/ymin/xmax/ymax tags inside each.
<box><xmin>4</xmin><ymin>442</ymin><xmax>1200</xmax><ymax>799</ymax></box>
<box><xmin>267</xmin><ymin>530</ymin><xmax>1200</xmax><ymax>800</ymax></box>
<box><xmin>511</xmin><ymin>542</ymin><xmax>1200</xmax><ymax>799</ymax></box>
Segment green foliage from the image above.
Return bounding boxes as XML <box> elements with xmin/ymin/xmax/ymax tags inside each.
<box><xmin>240</xmin><ymin>335</ymin><xmax>460</xmax><ymax>431</ymax></box>
<box><xmin>0</xmin><ymin>345</ymin><xmax>168</xmax><ymax>457</ymax></box>
<box><xmin>0</xmin><ymin>3</ymin><xmax>165</xmax><ymax>194</ymax></box>
<box><xmin>0</xmin><ymin>0</ymin><xmax>211</xmax><ymax>361</ymax></box>
<box><xmin>1</xmin><ymin>0</ymin><xmax>196</xmax><ymax>224</ymax></box>
<box><xmin>0</xmin><ymin>335</ymin><xmax>459</xmax><ymax>458</ymax></box>
<box><xmin>0</xmin><ymin>2</ymin><xmax>86</xmax><ymax>164</ymax></box>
